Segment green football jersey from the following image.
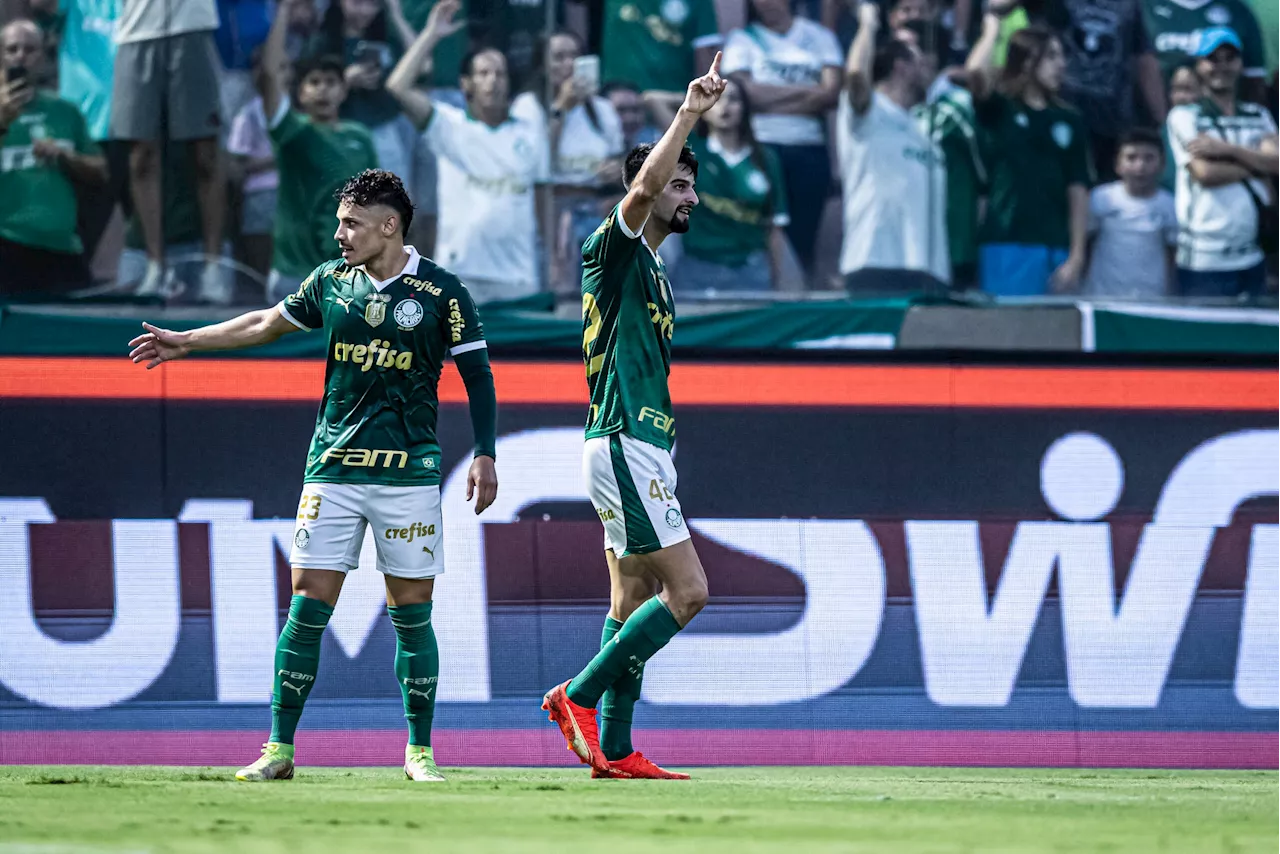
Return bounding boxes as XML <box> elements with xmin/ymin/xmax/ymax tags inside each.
<box><xmin>975</xmin><ymin>94</ymin><xmax>1092</xmax><ymax>249</ymax></box>
<box><xmin>581</xmin><ymin>205</ymin><xmax>677</xmax><ymax>451</ymax></box>
<box><xmin>1143</xmin><ymin>0</ymin><xmax>1268</xmax><ymax>80</ymax></box>
<box><xmin>683</xmin><ymin>134</ymin><xmax>788</xmax><ymax>267</ymax></box>
<box><xmin>0</xmin><ymin>92</ymin><xmax>99</xmax><ymax>254</ymax></box>
<box><xmin>270</xmin><ymin>108</ymin><xmax>379</xmax><ymax>279</ymax></box>
<box><xmin>280</xmin><ymin>249</ymin><xmax>487</xmax><ymax>486</ymax></box>
<box><xmin>915</xmin><ymin>89</ymin><xmax>986</xmax><ymax>270</ymax></box>
<box><xmin>601</xmin><ymin>0</ymin><xmax>720</xmax><ymax>92</ymax></box>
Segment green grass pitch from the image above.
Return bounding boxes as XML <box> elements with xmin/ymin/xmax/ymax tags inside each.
<box><xmin>0</xmin><ymin>766</ymin><xmax>1274</xmax><ymax>853</ymax></box>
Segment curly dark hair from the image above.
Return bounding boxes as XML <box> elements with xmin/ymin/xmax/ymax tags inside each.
<box><xmin>334</xmin><ymin>169</ymin><xmax>415</xmax><ymax>235</ymax></box>
<box><xmin>622</xmin><ymin>143</ymin><xmax>698</xmax><ymax>189</ymax></box>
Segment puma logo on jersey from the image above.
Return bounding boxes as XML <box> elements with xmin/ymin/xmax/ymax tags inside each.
<box><xmin>332</xmin><ymin>296</ymin><xmax>354</xmax><ymax>313</ymax></box>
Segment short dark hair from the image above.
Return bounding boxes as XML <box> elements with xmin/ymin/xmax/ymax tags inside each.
<box><xmin>334</xmin><ymin>169</ymin><xmax>415</xmax><ymax>234</ymax></box>
<box><xmin>461</xmin><ymin>44</ymin><xmax>505</xmax><ymax>77</ymax></box>
<box><xmin>1117</xmin><ymin>127</ymin><xmax>1165</xmax><ymax>157</ymax></box>
<box><xmin>872</xmin><ymin>39</ymin><xmax>917</xmax><ymax>84</ymax></box>
<box><xmin>601</xmin><ymin>81</ymin><xmax>642</xmax><ymax>98</ymax></box>
<box><xmin>622</xmin><ymin>143</ymin><xmax>698</xmax><ymax>189</ymax></box>
<box><xmin>294</xmin><ymin>53</ymin><xmax>346</xmax><ymax>84</ymax></box>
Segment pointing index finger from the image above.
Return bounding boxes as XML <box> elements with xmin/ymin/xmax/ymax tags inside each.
<box><xmin>708</xmin><ymin>51</ymin><xmax>722</xmax><ymax>78</ymax></box>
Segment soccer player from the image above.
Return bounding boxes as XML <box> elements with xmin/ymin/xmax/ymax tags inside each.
<box><xmin>127</xmin><ymin>169</ymin><xmax>498</xmax><ymax>783</ymax></box>
<box><xmin>541</xmin><ymin>55</ymin><xmax>726</xmax><ymax>780</ymax></box>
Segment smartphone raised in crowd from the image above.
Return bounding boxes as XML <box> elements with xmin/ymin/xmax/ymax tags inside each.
<box><xmin>572</xmin><ymin>55</ymin><xmax>600</xmax><ymax>95</ymax></box>
<box><xmin>5</xmin><ymin>65</ymin><xmax>28</xmax><ymax>86</ymax></box>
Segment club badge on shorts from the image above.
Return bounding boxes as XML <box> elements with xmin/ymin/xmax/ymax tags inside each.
<box><xmin>294</xmin><ymin>528</ymin><xmax>311</xmax><ymax>549</ymax></box>
<box><xmin>665</xmin><ymin>508</ymin><xmax>683</xmax><ymax>529</ymax></box>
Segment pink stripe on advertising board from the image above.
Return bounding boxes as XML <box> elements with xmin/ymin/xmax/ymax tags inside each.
<box><xmin>2</xmin><ymin>730</ymin><xmax>1274</xmax><ymax>769</ymax></box>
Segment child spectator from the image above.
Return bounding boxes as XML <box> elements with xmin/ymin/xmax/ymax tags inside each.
<box><xmin>1083</xmin><ymin>127</ymin><xmax>1178</xmax><ymax>298</ymax></box>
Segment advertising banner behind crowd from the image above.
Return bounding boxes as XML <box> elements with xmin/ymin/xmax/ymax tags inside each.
<box><xmin>0</xmin><ymin>356</ymin><xmax>1275</xmax><ymax>768</ymax></box>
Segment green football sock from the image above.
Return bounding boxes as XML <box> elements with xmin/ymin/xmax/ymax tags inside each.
<box><xmin>389</xmin><ymin>602</ymin><xmax>439</xmax><ymax>748</ymax></box>
<box><xmin>599</xmin><ymin>616</ymin><xmax>642</xmax><ymax>761</ymax></box>
<box><xmin>270</xmin><ymin>595</ymin><xmax>334</xmax><ymax>745</ymax></box>
<box><xmin>567</xmin><ymin>597</ymin><xmax>680</xmax><ymax>710</ymax></box>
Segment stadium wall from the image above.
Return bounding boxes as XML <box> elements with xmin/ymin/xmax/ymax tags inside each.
<box><xmin>0</xmin><ymin>356</ymin><xmax>1276</xmax><ymax>769</ymax></box>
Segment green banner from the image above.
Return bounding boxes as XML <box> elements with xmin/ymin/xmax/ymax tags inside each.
<box><xmin>1089</xmin><ymin>304</ymin><xmax>1279</xmax><ymax>354</ymax></box>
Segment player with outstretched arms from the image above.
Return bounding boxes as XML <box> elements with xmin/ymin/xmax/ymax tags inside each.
<box><xmin>541</xmin><ymin>54</ymin><xmax>726</xmax><ymax>780</ymax></box>
<box><xmin>127</xmin><ymin>169</ymin><xmax>498</xmax><ymax>783</ymax></box>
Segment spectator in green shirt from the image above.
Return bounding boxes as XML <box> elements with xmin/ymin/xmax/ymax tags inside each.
<box><xmin>0</xmin><ymin>19</ymin><xmax>107</xmax><ymax>298</ymax></box>
<box><xmin>651</xmin><ymin>79</ymin><xmax>791</xmax><ymax>292</ymax></box>
<box><xmin>966</xmin><ymin>7</ymin><xmax>1093</xmax><ymax>296</ymax></box>
<box><xmin>261</xmin><ymin>0</ymin><xmax>380</xmax><ymax>301</ymax></box>
<box><xmin>601</xmin><ymin>0</ymin><xmax>722</xmax><ymax>93</ymax></box>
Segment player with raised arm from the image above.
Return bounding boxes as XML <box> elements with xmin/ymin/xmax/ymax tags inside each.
<box><xmin>541</xmin><ymin>55</ymin><xmax>726</xmax><ymax>780</ymax></box>
<box><xmin>127</xmin><ymin>169</ymin><xmax>498</xmax><ymax>783</ymax></box>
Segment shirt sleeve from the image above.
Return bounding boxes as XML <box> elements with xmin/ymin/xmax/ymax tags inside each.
<box><xmin>582</xmin><ymin>203</ymin><xmax>643</xmax><ymax>280</ymax></box>
<box><xmin>532</xmin><ymin>122</ymin><xmax>552</xmax><ymax>184</ymax></box>
<box><xmin>278</xmin><ymin>266</ymin><xmax>326</xmax><ymax>330</ymax></box>
<box><xmin>720</xmin><ymin>29</ymin><xmax>755</xmax><ymax>77</ymax></box>
<box><xmin>1165</xmin><ymin>106</ymin><xmax>1197</xmax><ymax>168</ymax></box>
<box><xmin>690</xmin><ymin>0</ymin><xmax>722</xmax><ymax>48</ymax></box>
<box><xmin>437</xmin><ymin>274</ymin><xmax>487</xmax><ymax>355</ymax></box>
<box><xmin>267</xmin><ymin>97</ymin><xmax>309</xmax><ymax>150</ymax></box>
<box><xmin>1087</xmin><ymin>186</ymin><xmax>1104</xmax><ymax>235</ymax></box>
<box><xmin>422</xmin><ymin>101</ymin><xmax>469</xmax><ymax>167</ymax></box>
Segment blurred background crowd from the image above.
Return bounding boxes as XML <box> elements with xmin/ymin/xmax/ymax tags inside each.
<box><xmin>0</xmin><ymin>0</ymin><xmax>1275</xmax><ymax>307</ymax></box>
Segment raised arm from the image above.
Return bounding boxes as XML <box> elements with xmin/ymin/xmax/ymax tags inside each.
<box><xmin>619</xmin><ymin>52</ymin><xmax>726</xmax><ymax>233</ymax></box>
<box><xmin>386</xmin><ymin>0</ymin><xmax>464</xmax><ymax>129</ymax></box>
<box><xmin>964</xmin><ymin>0</ymin><xmax>1017</xmax><ymax>99</ymax></box>
<box><xmin>128</xmin><ymin>309</ymin><xmax>300</xmax><ymax>369</ymax></box>
<box><xmin>844</xmin><ymin>1</ymin><xmax>879</xmax><ymax>114</ymax></box>
<box><xmin>258</xmin><ymin>0</ymin><xmax>297</xmax><ymax>119</ymax></box>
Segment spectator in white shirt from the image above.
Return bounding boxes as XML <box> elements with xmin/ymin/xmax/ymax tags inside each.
<box><xmin>388</xmin><ymin>0</ymin><xmax>552</xmax><ymax>303</ymax></box>
<box><xmin>838</xmin><ymin>2</ymin><xmax>948</xmax><ymax>291</ymax></box>
<box><xmin>111</xmin><ymin>0</ymin><xmax>228</xmax><ymax>303</ymax></box>
<box><xmin>722</xmin><ymin>0</ymin><xmax>842</xmax><ymax>279</ymax></box>
<box><xmin>1166</xmin><ymin>27</ymin><xmax>1278</xmax><ymax>298</ymax></box>
<box><xmin>511</xmin><ymin>31</ymin><xmax>625</xmax><ymax>292</ymax></box>
<box><xmin>1083</xmin><ymin>128</ymin><xmax>1178</xmax><ymax>298</ymax></box>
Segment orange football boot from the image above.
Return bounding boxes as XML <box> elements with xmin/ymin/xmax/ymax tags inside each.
<box><xmin>592</xmin><ymin>752</ymin><xmax>690</xmax><ymax>780</ymax></box>
<box><xmin>542</xmin><ymin>681</ymin><xmax>609</xmax><ymax>772</ymax></box>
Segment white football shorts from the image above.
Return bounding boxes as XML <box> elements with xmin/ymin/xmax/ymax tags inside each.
<box><xmin>289</xmin><ymin>482</ymin><xmax>444</xmax><ymax>579</ymax></box>
<box><xmin>583</xmin><ymin>432</ymin><xmax>690</xmax><ymax>558</ymax></box>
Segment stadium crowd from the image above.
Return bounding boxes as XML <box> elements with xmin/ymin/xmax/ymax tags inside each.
<box><xmin>0</xmin><ymin>0</ymin><xmax>1275</xmax><ymax>304</ymax></box>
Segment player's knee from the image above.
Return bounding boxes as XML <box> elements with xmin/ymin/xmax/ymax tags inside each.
<box><xmin>670</xmin><ymin>578</ymin><xmax>708</xmax><ymax>624</ymax></box>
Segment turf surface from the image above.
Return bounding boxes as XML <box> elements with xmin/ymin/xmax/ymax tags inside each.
<box><xmin>0</xmin><ymin>766</ymin><xmax>1274</xmax><ymax>853</ymax></box>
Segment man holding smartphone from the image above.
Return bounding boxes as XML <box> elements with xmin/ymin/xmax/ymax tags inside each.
<box><xmin>0</xmin><ymin>19</ymin><xmax>107</xmax><ymax>297</ymax></box>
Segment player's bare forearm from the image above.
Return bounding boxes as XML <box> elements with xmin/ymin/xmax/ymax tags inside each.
<box><xmin>621</xmin><ymin>53</ymin><xmax>724</xmax><ymax>231</ymax></box>
<box><xmin>181</xmin><ymin>310</ymin><xmax>296</xmax><ymax>354</ymax></box>
<box><xmin>128</xmin><ymin>309</ymin><xmax>298</xmax><ymax>369</ymax></box>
